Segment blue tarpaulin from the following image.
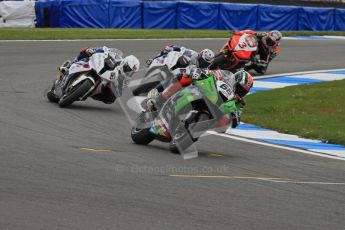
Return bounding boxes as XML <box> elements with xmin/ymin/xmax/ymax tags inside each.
<box><xmin>109</xmin><ymin>1</ymin><xmax>142</xmax><ymax>28</ymax></box>
<box><xmin>299</xmin><ymin>7</ymin><xmax>335</xmax><ymax>31</ymax></box>
<box><xmin>35</xmin><ymin>0</ymin><xmax>60</xmax><ymax>28</ymax></box>
<box><xmin>34</xmin><ymin>0</ymin><xmax>345</xmax><ymax>31</ymax></box>
<box><xmin>177</xmin><ymin>1</ymin><xmax>219</xmax><ymax>29</ymax></box>
<box><xmin>335</xmin><ymin>9</ymin><xmax>345</xmax><ymax>31</ymax></box>
<box><xmin>143</xmin><ymin>1</ymin><xmax>177</xmax><ymax>29</ymax></box>
<box><xmin>258</xmin><ymin>5</ymin><xmax>299</xmax><ymax>31</ymax></box>
<box><xmin>218</xmin><ymin>3</ymin><xmax>258</xmax><ymax>30</ymax></box>
<box><xmin>59</xmin><ymin>0</ymin><xmax>109</xmax><ymax>28</ymax></box>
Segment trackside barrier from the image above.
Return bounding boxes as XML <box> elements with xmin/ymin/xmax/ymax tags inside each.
<box><xmin>143</xmin><ymin>1</ymin><xmax>177</xmax><ymax>29</ymax></box>
<box><xmin>35</xmin><ymin>1</ymin><xmax>345</xmax><ymax>31</ymax></box>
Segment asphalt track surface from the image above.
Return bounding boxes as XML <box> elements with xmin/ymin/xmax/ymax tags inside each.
<box><xmin>1</xmin><ymin>39</ymin><xmax>345</xmax><ymax>230</ymax></box>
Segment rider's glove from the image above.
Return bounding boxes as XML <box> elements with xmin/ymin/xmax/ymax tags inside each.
<box><xmin>80</xmin><ymin>47</ymin><xmax>97</xmax><ymax>57</ymax></box>
<box><xmin>146</xmin><ymin>88</ymin><xmax>161</xmax><ymax>112</ymax></box>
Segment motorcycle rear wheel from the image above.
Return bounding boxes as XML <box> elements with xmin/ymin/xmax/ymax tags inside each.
<box><xmin>58</xmin><ymin>79</ymin><xmax>93</xmax><ymax>108</ymax></box>
<box><xmin>131</xmin><ymin>126</ymin><xmax>155</xmax><ymax>145</ymax></box>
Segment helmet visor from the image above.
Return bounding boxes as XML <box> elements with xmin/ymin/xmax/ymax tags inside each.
<box><xmin>122</xmin><ymin>63</ymin><xmax>133</xmax><ymax>73</ymax></box>
<box><xmin>235</xmin><ymin>82</ymin><xmax>249</xmax><ymax>97</ymax></box>
<box><xmin>266</xmin><ymin>37</ymin><xmax>277</xmax><ymax>47</ymax></box>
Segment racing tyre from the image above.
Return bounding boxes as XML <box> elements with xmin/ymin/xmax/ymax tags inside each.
<box><xmin>47</xmin><ymin>90</ymin><xmax>59</xmax><ymax>103</ymax></box>
<box><xmin>58</xmin><ymin>79</ymin><xmax>93</xmax><ymax>108</ymax></box>
<box><xmin>131</xmin><ymin>126</ymin><xmax>155</xmax><ymax>145</ymax></box>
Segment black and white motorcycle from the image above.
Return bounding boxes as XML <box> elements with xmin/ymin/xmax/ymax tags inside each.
<box><xmin>132</xmin><ymin>51</ymin><xmax>189</xmax><ymax>96</ymax></box>
<box><xmin>47</xmin><ymin>48</ymin><xmax>139</xmax><ymax>107</ymax></box>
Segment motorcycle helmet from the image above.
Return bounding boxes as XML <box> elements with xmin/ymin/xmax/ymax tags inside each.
<box><xmin>117</xmin><ymin>55</ymin><xmax>140</xmax><ymax>88</ymax></box>
<box><xmin>120</xmin><ymin>55</ymin><xmax>140</xmax><ymax>74</ymax></box>
<box><xmin>197</xmin><ymin>49</ymin><xmax>215</xmax><ymax>68</ymax></box>
<box><xmin>265</xmin><ymin>30</ymin><xmax>282</xmax><ymax>47</ymax></box>
<box><xmin>233</xmin><ymin>70</ymin><xmax>253</xmax><ymax>97</ymax></box>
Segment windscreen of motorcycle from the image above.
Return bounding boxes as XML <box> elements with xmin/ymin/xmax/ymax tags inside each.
<box><xmin>164</xmin><ymin>51</ymin><xmax>183</xmax><ymax>69</ymax></box>
<box><xmin>107</xmin><ymin>48</ymin><xmax>123</xmax><ymax>62</ymax></box>
<box><xmin>69</xmin><ymin>60</ymin><xmax>92</xmax><ymax>75</ymax></box>
<box><xmin>90</xmin><ymin>53</ymin><xmax>107</xmax><ymax>73</ymax></box>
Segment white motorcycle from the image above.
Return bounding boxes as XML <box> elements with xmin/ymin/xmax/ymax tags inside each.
<box><xmin>47</xmin><ymin>48</ymin><xmax>126</xmax><ymax>107</ymax></box>
<box><xmin>132</xmin><ymin>51</ymin><xmax>189</xmax><ymax>96</ymax></box>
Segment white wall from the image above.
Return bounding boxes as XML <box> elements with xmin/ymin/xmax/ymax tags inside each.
<box><xmin>0</xmin><ymin>1</ymin><xmax>36</xmax><ymax>28</ymax></box>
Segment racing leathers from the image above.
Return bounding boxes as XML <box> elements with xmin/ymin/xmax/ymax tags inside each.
<box><xmin>148</xmin><ymin>45</ymin><xmax>198</xmax><ymax>67</ymax></box>
<box><xmin>209</xmin><ymin>32</ymin><xmax>258</xmax><ymax>73</ymax></box>
<box><xmin>147</xmin><ymin>68</ymin><xmax>251</xmax><ymax>130</ymax></box>
<box><xmin>57</xmin><ymin>46</ymin><xmax>136</xmax><ymax>104</ymax></box>
<box><xmin>240</xmin><ymin>30</ymin><xmax>281</xmax><ymax>74</ymax></box>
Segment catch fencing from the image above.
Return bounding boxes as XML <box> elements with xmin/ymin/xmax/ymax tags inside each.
<box><xmin>4</xmin><ymin>0</ymin><xmax>345</xmax><ymax>31</ymax></box>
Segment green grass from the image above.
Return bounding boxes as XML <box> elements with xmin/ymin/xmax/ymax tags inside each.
<box><xmin>242</xmin><ymin>80</ymin><xmax>345</xmax><ymax>145</ymax></box>
<box><xmin>0</xmin><ymin>28</ymin><xmax>231</xmax><ymax>40</ymax></box>
<box><xmin>1</xmin><ymin>28</ymin><xmax>345</xmax><ymax>40</ymax></box>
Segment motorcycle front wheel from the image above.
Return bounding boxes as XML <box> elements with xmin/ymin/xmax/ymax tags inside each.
<box><xmin>58</xmin><ymin>79</ymin><xmax>94</xmax><ymax>108</ymax></box>
<box><xmin>131</xmin><ymin>112</ymin><xmax>155</xmax><ymax>145</ymax></box>
<box><xmin>131</xmin><ymin>126</ymin><xmax>155</xmax><ymax>145</ymax></box>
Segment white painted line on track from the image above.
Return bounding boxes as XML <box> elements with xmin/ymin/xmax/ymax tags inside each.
<box><xmin>254</xmin><ymin>68</ymin><xmax>345</xmax><ymax>80</ymax></box>
<box><xmin>80</xmin><ymin>147</ymin><xmax>112</xmax><ymax>152</ymax></box>
<box><xmin>208</xmin><ymin>131</ymin><xmax>345</xmax><ymax>161</ymax></box>
<box><xmin>170</xmin><ymin>174</ymin><xmax>345</xmax><ymax>185</ymax></box>
<box><xmin>170</xmin><ymin>175</ymin><xmax>286</xmax><ymax>180</ymax></box>
<box><xmin>324</xmin><ymin>35</ymin><xmax>345</xmax><ymax>40</ymax></box>
<box><xmin>262</xmin><ymin>180</ymin><xmax>345</xmax><ymax>185</ymax></box>
<box><xmin>252</xmin><ymin>81</ymin><xmax>297</xmax><ymax>88</ymax></box>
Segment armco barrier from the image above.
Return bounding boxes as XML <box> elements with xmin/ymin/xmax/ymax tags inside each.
<box><xmin>35</xmin><ymin>1</ymin><xmax>345</xmax><ymax>31</ymax></box>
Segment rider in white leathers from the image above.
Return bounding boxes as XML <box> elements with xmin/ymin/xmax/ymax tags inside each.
<box><xmin>147</xmin><ymin>45</ymin><xmax>215</xmax><ymax>69</ymax></box>
<box><xmin>55</xmin><ymin>46</ymin><xmax>140</xmax><ymax>104</ymax></box>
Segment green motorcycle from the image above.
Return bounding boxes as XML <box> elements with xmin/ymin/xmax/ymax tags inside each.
<box><xmin>131</xmin><ymin>72</ymin><xmax>241</xmax><ymax>155</ymax></box>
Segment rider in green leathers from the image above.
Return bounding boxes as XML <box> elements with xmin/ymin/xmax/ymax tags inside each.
<box><xmin>146</xmin><ymin>67</ymin><xmax>254</xmax><ymax>129</ymax></box>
